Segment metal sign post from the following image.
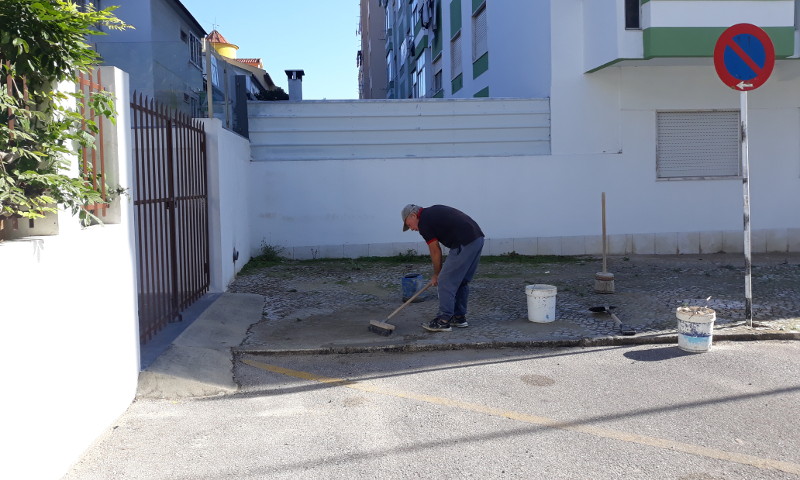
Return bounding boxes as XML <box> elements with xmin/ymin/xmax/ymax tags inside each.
<box><xmin>714</xmin><ymin>24</ymin><xmax>775</xmax><ymax>327</ymax></box>
<box><xmin>740</xmin><ymin>90</ymin><xmax>752</xmax><ymax>325</ymax></box>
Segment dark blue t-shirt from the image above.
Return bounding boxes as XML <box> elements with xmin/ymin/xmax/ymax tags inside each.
<box><xmin>418</xmin><ymin>205</ymin><xmax>484</xmax><ymax>249</ymax></box>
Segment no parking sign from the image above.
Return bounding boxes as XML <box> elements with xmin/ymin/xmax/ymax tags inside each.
<box><xmin>714</xmin><ymin>23</ymin><xmax>775</xmax><ymax>91</ymax></box>
<box><xmin>713</xmin><ymin>24</ymin><xmax>776</xmax><ymax>325</ymax></box>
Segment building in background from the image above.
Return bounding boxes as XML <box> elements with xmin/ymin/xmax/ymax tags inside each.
<box><xmin>358</xmin><ymin>0</ymin><xmax>388</xmax><ymax>98</ymax></box>
<box><xmin>373</xmin><ymin>0</ymin><xmax>546</xmax><ymax>99</ymax></box>
<box><xmin>87</xmin><ymin>0</ymin><xmax>207</xmax><ymax>116</ymax></box>
<box><xmin>88</xmin><ymin>0</ymin><xmax>280</xmax><ymax>135</ymax></box>
<box><xmin>206</xmin><ymin>29</ymin><xmax>277</xmax><ymax>101</ymax></box>
<box><xmin>370</xmin><ymin>0</ymin><xmax>796</xmax><ymax>101</ymax></box>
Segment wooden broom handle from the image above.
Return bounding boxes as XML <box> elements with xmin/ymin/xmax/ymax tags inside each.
<box><xmin>387</xmin><ymin>281</ymin><xmax>433</xmax><ymax>320</ymax></box>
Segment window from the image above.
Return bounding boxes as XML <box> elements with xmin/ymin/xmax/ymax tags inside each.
<box><xmin>472</xmin><ymin>5</ymin><xmax>487</xmax><ymax>61</ymax></box>
<box><xmin>385</xmin><ymin>4</ymin><xmax>393</xmax><ymax>34</ymax></box>
<box><xmin>189</xmin><ymin>33</ymin><xmax>202</xmax><ymax>68</ymax></box>
<box><xmin>210</xmin><ymin>55</ymin><xmax>220</xmax><ymax>87</ymax></box>
<box><xmin>387</xmin><ymin>50</ymin><xmax>395</xmax><ymax>80</ymax></box>
<box><xmin>401</xmin><ymin>30</ymin><xmax>410</xmax><ymax>60</ymax></box>
<box><xmin>433</xmin><ymin>56</ymin><xmax>443</xmax><ymax>94</ymax></box>
<box><xmin>656</xmin><ymin>111</ymin><xmax>741</xmax><ymax>179</ymax></box>
<box><xmin>450</xmin><ymin>32</ymin><xmax>462</xmax><ymax>79</ymax></box>
<box><xmin>625</xmin><ymin>0</ymin><xmax>641</xmax><ymax>30</ymax></box>
<box><xmin>414</xmin><ymin>54</ymin><xmax>427</xmax><ymax>97</ymax></box>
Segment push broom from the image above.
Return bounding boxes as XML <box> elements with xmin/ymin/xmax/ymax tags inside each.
<box><xmin>369</xmin><ymin>280</ymin><xmax>434</xmax><ymax>336</ymax></box>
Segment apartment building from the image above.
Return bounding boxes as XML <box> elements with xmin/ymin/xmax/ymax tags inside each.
<box><xmin>367</xmin><ymin>0</ymin><xmax>796</xmax><ymax>100</ymax></box>
<box><xmin>370</xmin><ymin>0</ymin><xmax>545</xmax><ymax>99</ymax></box>
<box><xmin>359</xmin><ymin>0</ymin><xmax>389</xmax><ymax>98</ymax></box>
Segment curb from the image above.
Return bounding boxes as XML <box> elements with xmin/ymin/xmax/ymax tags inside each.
<box><xmin>234</xmin><ymin>330</ymin><xmax>800</xmax><ymax>357</ymax></box>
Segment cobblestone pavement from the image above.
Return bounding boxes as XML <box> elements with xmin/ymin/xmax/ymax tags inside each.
<box><xmin>228</xmin><ymin>253</ymin><xmax>800</xmax><ymax>354</ymax></box>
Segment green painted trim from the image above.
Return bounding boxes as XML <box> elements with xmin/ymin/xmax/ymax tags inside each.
<box><xmin>450</xmin><ymin>0</ymin><xmax>461</xmax><ymax>38</ymax></box>
<box><xmin>472</xmin><ymin>0</ymin><xmax>485</xmax><ymax>14</ymax></box>
<box><xmin>585</xmin><ymin>57</ymin><xmax>630</xmax><ymax>74</ymax></box>
<box><xmin>415</xmin><ymin>17</ymin><xmax>421</xmax><ymax>36</ymax></box>
<box><xmin>452</xmin><ymin>73</ymin><xmax>463</xmax><ymax>93</ymax></box>
<box><xmin>473</xmin><ymin>86</ymin><xmax>489</xmax><ymax>97</ymax></box>
<box><xmin>472</xmin><ymin>52</ymin><xmax>489</xmax><ymax>79</ymax></box>
<box><xmin>644</xmin><ymin>26</ymin><xmax>795</xmax><ymax>58</ymax></box>
<box><xmin>414</xmin><ymin>36</ymin><xmax>428</xmax><ymax>60</ymax></box>
<box><xmin>433</xmin><ymin>90</ymin><xmax>444</xmax><ymax>98</ymax></box>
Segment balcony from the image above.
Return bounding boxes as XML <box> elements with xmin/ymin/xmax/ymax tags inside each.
<box><xmin>584</xmin><ymin>0</ymin><xmax>796</xmax><ymax>73</ymax></box>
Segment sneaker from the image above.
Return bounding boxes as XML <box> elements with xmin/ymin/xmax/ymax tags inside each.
<box><xmin>450</xmin><ymin>315</ymin><xmax>469</xmax><ymax>328</ymax></box>
<box><xmin>422</xmin><ymin>316</ymin><xmax>452</xmax><ymax>332</ymax></box>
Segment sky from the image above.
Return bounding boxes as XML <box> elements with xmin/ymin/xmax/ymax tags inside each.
<box><xmin>180</xmin><ymin>0</ymin><xmax>361</xmax><ymax>100</ymax></box>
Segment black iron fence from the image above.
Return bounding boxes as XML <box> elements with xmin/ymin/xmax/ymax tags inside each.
<box><xmin>131</xmin><ymin>93</ymin><xmax>209</xmax><ymax>344</ymax></box>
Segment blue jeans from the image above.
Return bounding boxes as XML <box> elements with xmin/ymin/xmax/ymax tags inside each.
<box><xmin>437</xmin><ymin>236</ymin><xmax>484</xmax><ymax>319</ymax></box>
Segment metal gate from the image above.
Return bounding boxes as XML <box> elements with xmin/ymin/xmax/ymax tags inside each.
<box><xmin>131</xmin><ymin>93</ymin><xmax>209</xmax><ymax>344</ymax></box>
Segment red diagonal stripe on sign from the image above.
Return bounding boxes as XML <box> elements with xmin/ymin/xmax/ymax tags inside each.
<box><xmin>726</xmin><ymin>36</ymin><xmax>763</xmax><ymax>76</ymax></box>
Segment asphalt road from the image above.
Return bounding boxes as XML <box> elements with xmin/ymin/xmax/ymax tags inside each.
<box><xmin>65</xmin><ymin>341</ymin><xmax>800</xmax><ymax>479</ymax></box>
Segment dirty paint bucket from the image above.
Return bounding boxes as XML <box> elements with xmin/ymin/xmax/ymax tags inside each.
<box><xmin>676</xmin><ymin>307</ymin><xmax>716</xmax><ymax>353</ymax></box>
<box><xmin>402</xmin><ymin>273</ymin><xmax>425</xmax><ymax>302</ymax></box>
<box><xmin>525</xmin><ymin>284</ymin><xmax>557</xmax><ymax>323</ymax></box>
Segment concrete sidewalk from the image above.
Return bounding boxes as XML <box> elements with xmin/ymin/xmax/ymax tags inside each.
<box><xmin>137</xmin><ymin>293</ymin><xmax>263</xmax><ymax>399</ymax></box>
<box><xmin>138</xmin><ymin>253</ymin><xmax>800</xmax><ymax>399</ymax></box>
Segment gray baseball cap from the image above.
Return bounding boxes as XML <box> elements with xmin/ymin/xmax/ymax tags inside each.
<box><xmin>401</xmin><ymin>204</ymin><xmax>419</xmax><ymax>231</ymax></box>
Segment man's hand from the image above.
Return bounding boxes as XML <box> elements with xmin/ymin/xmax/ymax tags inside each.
<box><xmin>428</xmin><ymin>241</ymin><xmax>443</xmax><ymax>286</ymax></box>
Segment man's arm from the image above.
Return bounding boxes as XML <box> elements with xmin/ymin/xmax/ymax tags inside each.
<box><xmin>428</xmin><ymin>241</ymin><xmax>443</xmax><ymax>285</ymax></box>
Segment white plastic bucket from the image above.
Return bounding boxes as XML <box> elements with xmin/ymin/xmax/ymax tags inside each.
<box><xmin>525</xmin><ymin>284</ymin><xmax>557</xmax><ymax>323</ymax></box>
<box><xmin>676</xmin><ymin>307</ymin><xmax>716</xmax><ymax>353</ymax></box>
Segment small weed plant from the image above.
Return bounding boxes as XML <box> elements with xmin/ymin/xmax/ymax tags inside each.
<box><xmin>239</xmin><ymin>242</ymin><xmax>285</xmax><ymax>274</ymax></box>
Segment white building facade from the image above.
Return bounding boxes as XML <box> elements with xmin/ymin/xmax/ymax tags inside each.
<box><xmin>378</xmin><ymin>0</ymin><xmax>796</xmax><ymax>99</ymax></box>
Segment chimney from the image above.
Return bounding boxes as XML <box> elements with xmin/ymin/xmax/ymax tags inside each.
<box><xmin>285</xmin><ymin>70</ymin><xmax>305</xmax><ymax>101</ymax></box>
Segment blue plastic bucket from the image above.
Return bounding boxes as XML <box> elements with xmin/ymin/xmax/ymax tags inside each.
<box><xmin>402</xmin><ymin>273</ymin><xmax>425</xmax><ymax>302</ymax></box>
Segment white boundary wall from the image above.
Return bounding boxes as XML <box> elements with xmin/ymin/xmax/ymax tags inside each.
<box><xmin>246</xmin><ymin>151</ymin><xmax>800</xmax><ymax>260</ymax></box>
<box><xmin>0</xmin><ymin>68</ymin><xmax>139</xmax><ymax>479</ymax></box>
<box><xmin>203</xmin><ymin>118</ymin><xmax>253</xmax><ymax>291</ymax></box>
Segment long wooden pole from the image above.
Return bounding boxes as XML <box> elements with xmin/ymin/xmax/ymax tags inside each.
<box><xmin>601</xmin><ymin>192</ymin><xmax>607</xmax><ymax>273</ymax></box>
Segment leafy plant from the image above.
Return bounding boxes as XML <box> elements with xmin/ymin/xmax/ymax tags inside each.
<box><xmin>239</xmin><ymin>241</ymin><xmax>286</xmax><ymax>273</ymax></box>
<box><xmin>0</xmin><ymin>0</ymin><xmax>129</xmax><ymax>231</ymax></box>
<box><xmin>258</xmin><ymin>242</ymin><xmax>285</xmax><ymax>261</ymax></box>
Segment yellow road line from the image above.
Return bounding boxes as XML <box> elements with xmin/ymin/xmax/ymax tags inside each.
<box><xmin>241</xmin><ymin>358</ymin><xmax>800</xmax><ymax>475</ymax></box>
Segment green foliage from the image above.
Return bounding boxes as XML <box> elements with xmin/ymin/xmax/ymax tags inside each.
<box><xmin>353</xmin><ymin>250</ymin><xmax>429</xmax><ymax>264</ymax></box>
<box><xmin>0</xmin><ymin>0</ymin><xmax>129</xmax><ymax>227</ymax></box>
<box><xmin>258</xmin><ymin>242</ymin><xmax>285</xmax><ymax>261</ymax></box>
<box><xmin>240</xmin><ymin>242</ymin><xmax>286</xmax><ymax>274</ymax></box>
<box><xmin>490</xmin><ymin>252</ymin><xmax>587</xmax><ymax>264</ymax></box>
<box><xmin>255</xmin><ymin>87</ymin><xmax>289</xmax><ymax>101</ymax></box>
<box><xmin>239</xmin><ymin>249</ymin><xmax>588</xmax><ymax>275</ymax></box>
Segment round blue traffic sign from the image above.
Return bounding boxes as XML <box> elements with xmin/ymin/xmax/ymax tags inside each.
<box><xmin>714</xmin><ymin>24</ymin><xmax>775</xmax><ymax>91</ymax></box>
